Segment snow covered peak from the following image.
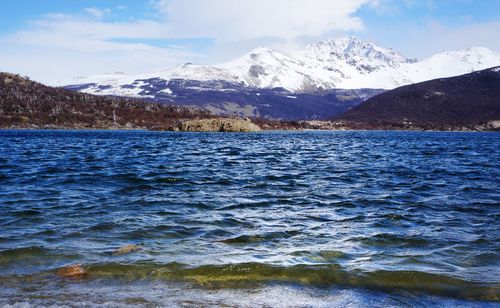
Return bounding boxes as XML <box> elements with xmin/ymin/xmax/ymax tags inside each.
<box><xmin>430</xmin><ymin>47</ymin><xmax>498</xmax><ymax>64</ymax></box>
<box><xmin>305</xmin><ymin>36</ymin><xmax>370</xmax><ymax>56</ymax></box>
<box><xmin>248</xmin><ymin>46</ymin><xmax>277</xmax><ymax>55</ymax></box>
<box><xmin>218</xmin><ymin>47</ymin><xmax>318</xmax><ymax>90</ymax></box>
<box><xmin>336</xmin><ymin>46</ymin><xmax>500</xmax><ymax>89</ymax></box>
<box><xmin>302</xmin><ymin>36</ymin><xmax>409</xmax><ymax>65</ymax></box>
<box><xmin>226</xmin><ymin>46</ymin><xmax>295</xmax><ymax>65</ymax></box>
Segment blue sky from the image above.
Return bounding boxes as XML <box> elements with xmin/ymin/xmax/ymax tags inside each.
<box><xmin>1</xmin><ymin>0</ymin><xmax>499</xmax><ymax>83</ymax></box>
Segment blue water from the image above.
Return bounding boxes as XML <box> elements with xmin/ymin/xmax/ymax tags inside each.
<box><xmin>0</xmin><ymin>130</ymin><xmax>499</xmax><ymax>307</ymax></box>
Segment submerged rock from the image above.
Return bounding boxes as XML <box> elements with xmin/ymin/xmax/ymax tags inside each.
<box><xmin>177</xmin><ymin>118</ymin><xmax>261</xmax><ymax>132</ymax></box>
<box><xmin>113</xmin><ymin>244</ymin><xmax>141</xmax><ymax>255</ymax></box>
<box><xmin>56</xmin><ymin>264</ymin><xmax>86</xmax><ymax>277</ymax></box>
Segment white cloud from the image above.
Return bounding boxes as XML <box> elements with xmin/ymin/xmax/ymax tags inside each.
<box><xmin>3</xmin><ymin>0</ymin><xmax>496</xmax><ymax>84</ymax></box>
<box><xmin>8</xmin><ymin>14</ymin><xmax>171</xmax><ymax>50</ymax></box>
<box><xmin>0</xmin><ymin>1</ymin><xmax>377</xmax><ymax>83</ymax></box>
<box><xmin>154</xmin><ymin>0</ymin><xmax>375</xmax><ymax>40</ymax></box>
<box><xmin>0</xmin><ymin>13</ymin><xmax>198</xmax><ymax>84</ymax></box>
<box><xmin>364</xmin><ymin>20</ymin><xmax>500</xmax><ymax>59</ymax></box>
<box><xmin>0</xmin><ymin>44</ymin><xmax>191</xmax><ymax>85</ymax></box>
<box><xmin>84</xmin><ymin>7</ymin><xmax>110</xmax><ymax>19</ymax></box>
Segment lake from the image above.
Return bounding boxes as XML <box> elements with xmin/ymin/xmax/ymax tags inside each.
<box><xmin>0</xmin><ymin>130</ymin><xmax>499</xmax><ymax>307</ymax></box>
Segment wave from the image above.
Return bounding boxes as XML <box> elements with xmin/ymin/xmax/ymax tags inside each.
<box><xmin>32</xmin><ymin>262</ymin><xmax>496</xmax><ymax>301</ymax></box>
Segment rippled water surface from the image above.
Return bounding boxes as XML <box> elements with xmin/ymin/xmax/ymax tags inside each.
<box><xmin>0</xmin><ymin>130</ymin><xmax>499</xmax><ymax>307</ymax></box>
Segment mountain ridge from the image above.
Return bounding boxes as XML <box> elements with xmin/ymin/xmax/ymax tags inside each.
<box><xmin>66</xmin><ymin>36</ymin><xmax>500</xmax><ymax>93</ymax></box>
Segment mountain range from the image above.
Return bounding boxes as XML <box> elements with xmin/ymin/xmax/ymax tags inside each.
<box><xmin>2</xmin><ymin>67</ymin><xmax>499</xmax><ymax>132</ymax></box>
<box><xmin>66</xmin><ymin>37</ymin><xmax>500</xmax><ymax>120</ymax></box>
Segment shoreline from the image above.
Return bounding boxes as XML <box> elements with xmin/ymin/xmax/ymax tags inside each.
<box><xmin>1</xmin><ymin>126</ymin><xmax>498</xmax><ymax>133</ymax></box>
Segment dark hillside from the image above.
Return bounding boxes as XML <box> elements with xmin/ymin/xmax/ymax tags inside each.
<box><xmin>337</xmin><ymin>67</ymin><xmax>500</xmax><ymax>130</ymax></box>
<box><xmin>0</xmin><ymin>72</ymin><xmax>211</xmax><ymax>130</ymax></box>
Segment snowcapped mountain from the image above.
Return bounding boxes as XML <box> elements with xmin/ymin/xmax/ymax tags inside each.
<box><xmin>339</xmin><ymin>46</ymin><xmax>500</xmax><ymax>89</ymax></box>
<box><xmin>68</xmin><ymin>36</ymin><xmax>500</xmax><ymax>94</ymax></box>
<box><xmin>65</xmin><ymin>37</ymin><xmax>500</xmax><ymax>120</ymax></box>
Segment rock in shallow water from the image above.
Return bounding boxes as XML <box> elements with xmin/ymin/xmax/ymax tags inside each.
<box><xmin>177</xmin><ymin>118</ymin><xmax>261</xmax><ymax>132</ymax></box>
<box><xmin>56</xmin><ymin>264</ymin><xmax>86</xmax><ymax>277</ymax></box>
<box><xmin>113</xmin><ymin>244</ymin><xmax>141</xmax><ymax>255</ymax></box>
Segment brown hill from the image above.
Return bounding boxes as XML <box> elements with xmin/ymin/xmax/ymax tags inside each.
<box><xmin>336</xmin><ymin>67</ymin><xmax>500</xmax><ymax>130</ymax></box>
<box><xmin>0</xmin><ymin>72</ymin><xmax>212</xmax><ymax>130</ymax></box>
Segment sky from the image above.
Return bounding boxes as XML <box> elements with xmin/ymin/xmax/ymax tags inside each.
<box><xmin>0</xmin><ymin>0</ymin><xmax>499</xmax><ymax>84</ymax></box>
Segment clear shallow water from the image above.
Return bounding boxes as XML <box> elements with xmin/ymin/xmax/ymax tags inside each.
<box><xmin>0</xmin><ymin>130</ymin><xmax>499</xmax><ymax>307</ymax></box>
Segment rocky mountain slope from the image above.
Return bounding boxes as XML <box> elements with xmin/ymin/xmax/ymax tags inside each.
<box><xmin>64</xmin><ymin>37</ymin><xmax>500</xmax><ymax>120</ymax></box>
<box><xmin>66</xmin><ymin>80</ymin><xmax>383</xmax><ymax>121</ymax></box>
<box><xmin>337</xmin><ymin>67</ymin><xmax>500</xmax><ymax>130</ymax></box>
